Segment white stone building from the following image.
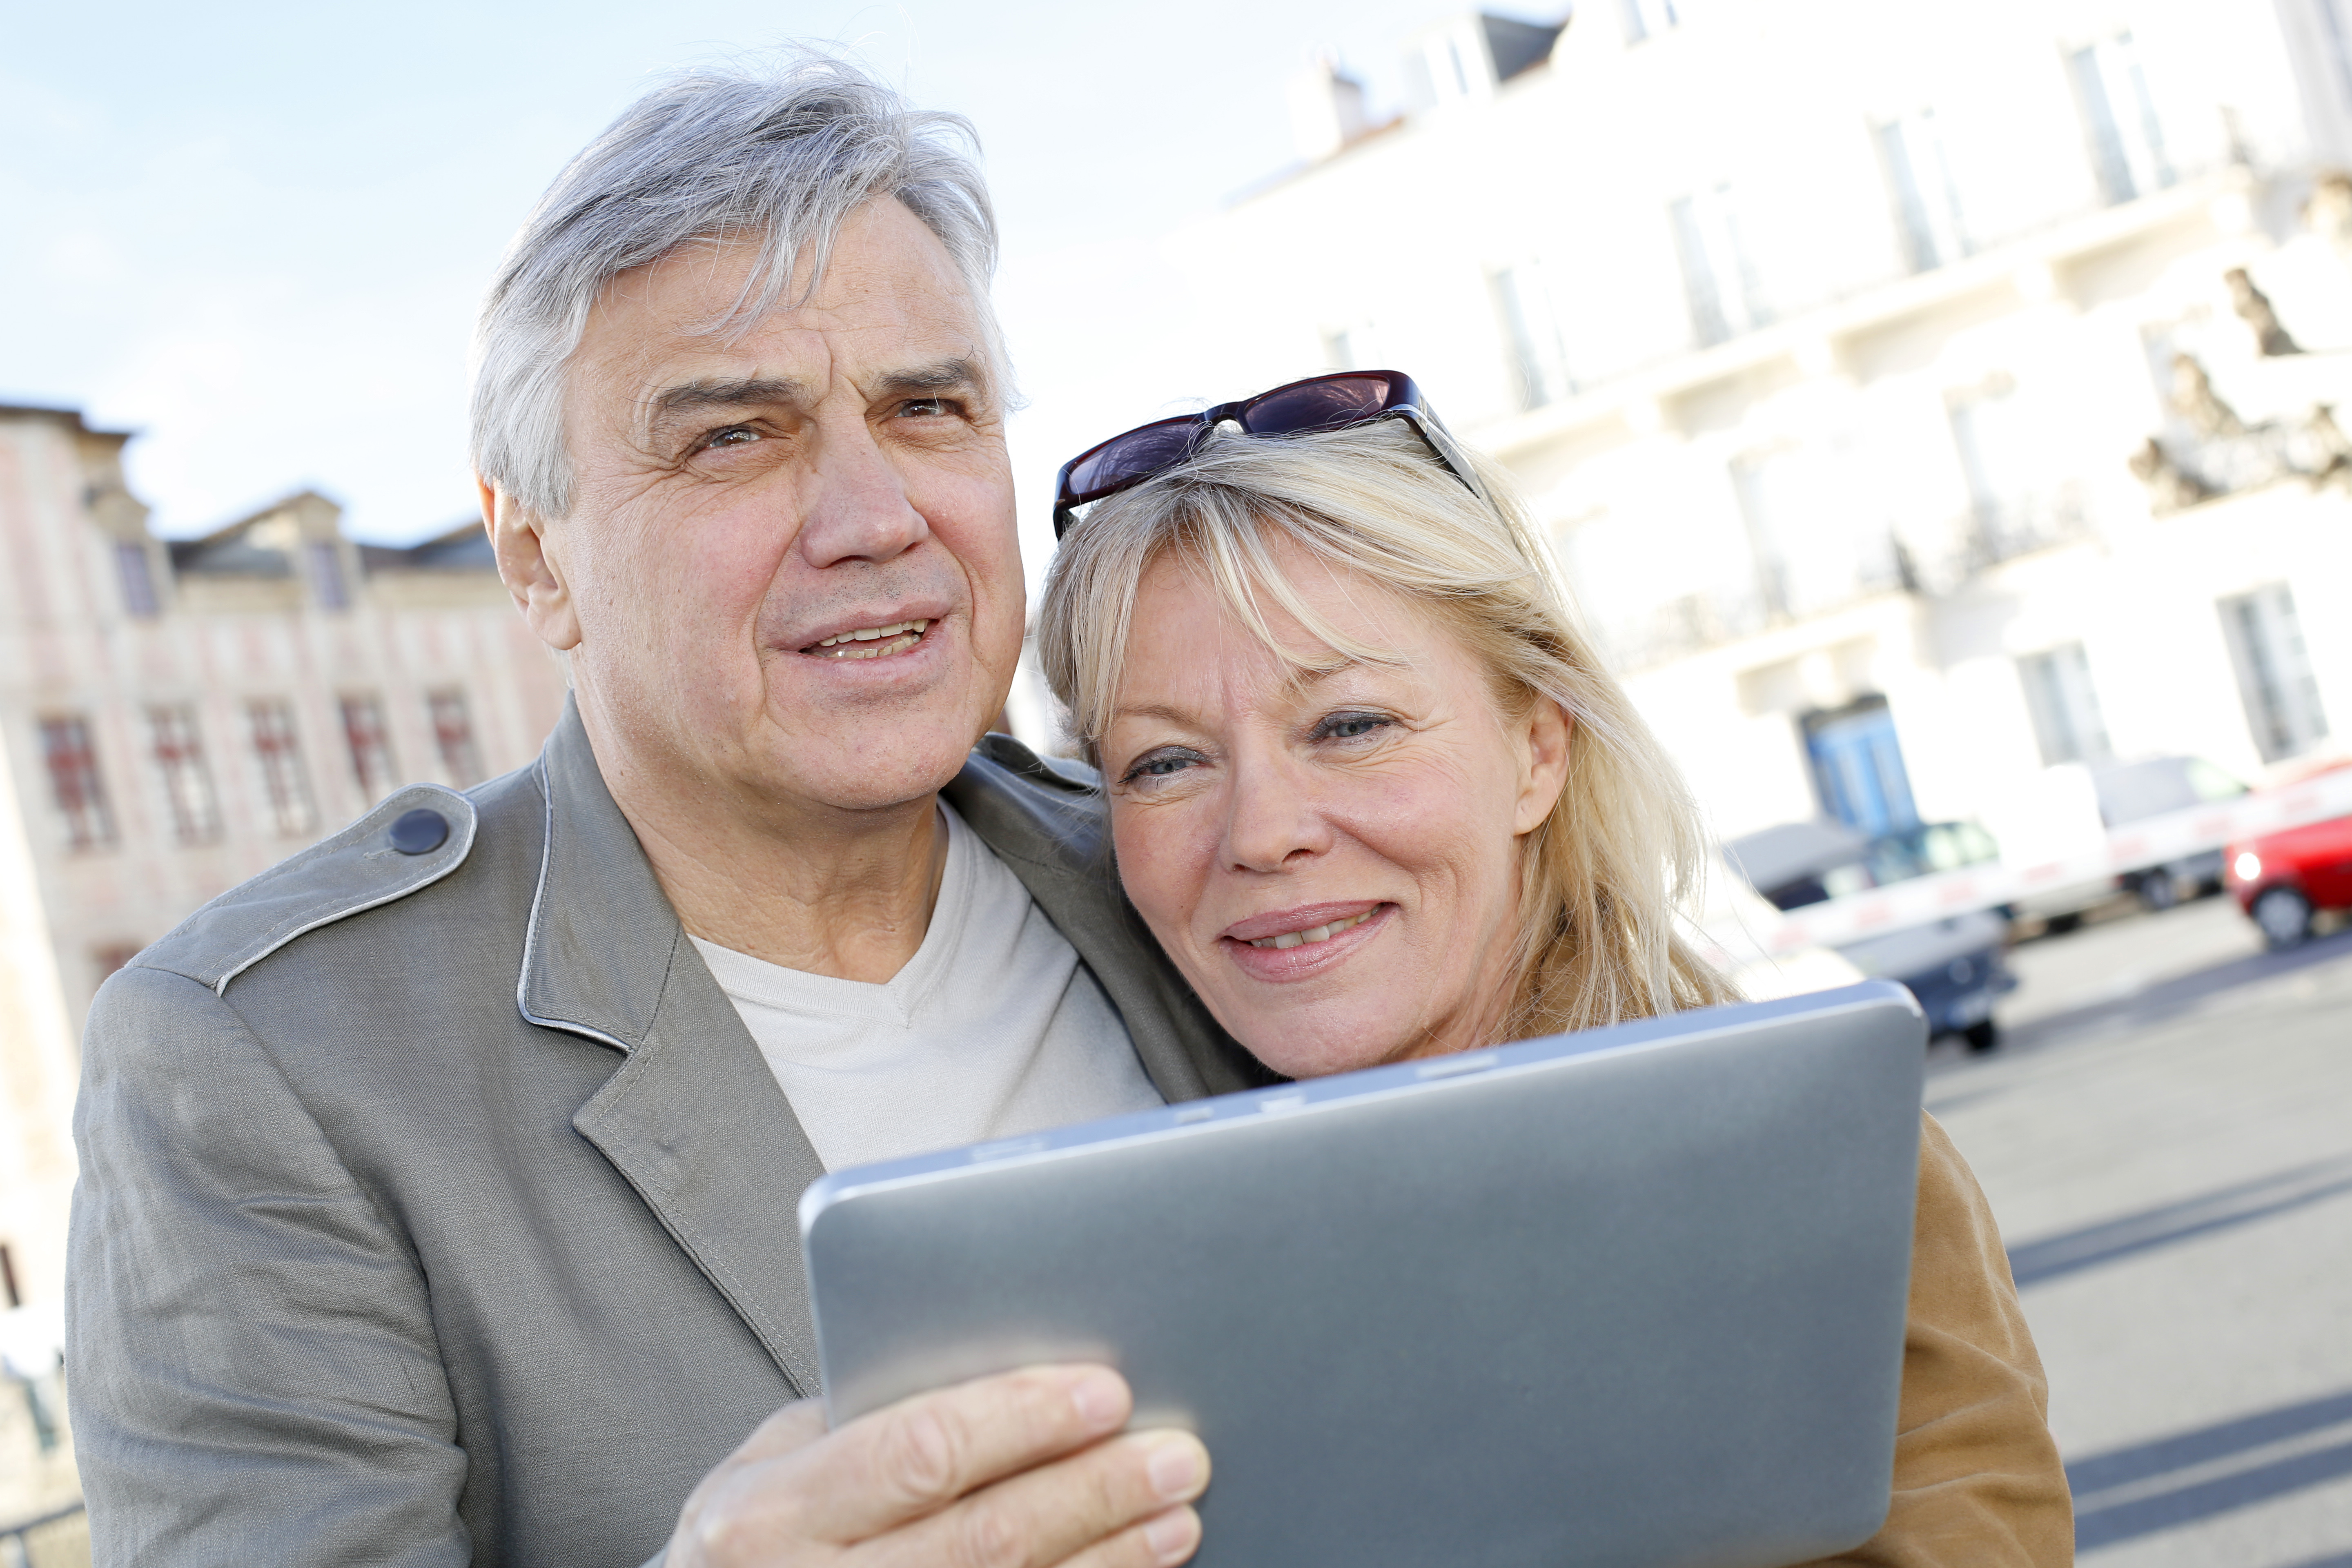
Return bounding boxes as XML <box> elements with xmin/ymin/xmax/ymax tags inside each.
<box><xmin>1168</xmin><ymin>0</ymin><xmax>2352</xmax><ymax>849</ymax></box>
<box><xmin>0</xmin><ymin>405</ymin><xmax>568</xmax><ymax>1315</ymax></box>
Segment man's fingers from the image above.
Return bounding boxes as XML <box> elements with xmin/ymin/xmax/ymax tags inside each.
<box><xmin>808</xmin><ymin>1364</ymin><xmax>1135</xmax><ymax>1539</ymax></box>
<box><xmin>864</xmin><ymin>1428</ymin><xmax>1210</xmax><ymax>1568</ymax></box>
<box><xmin>1051</xmin><ymin>1507</ymin><xmax>1204</xmax><ymax>1568</ymax></box>
<box><xmin>733</xmin><ymin>1398</ymin><xmax>831</xmax><ymax>1463</ymax></box>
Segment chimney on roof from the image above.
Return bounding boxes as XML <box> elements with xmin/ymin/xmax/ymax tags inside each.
<box><xmin>1403</xmin><ymin>13</ymin><xmax>1567</xmax><ymax>111</ymax></box>
<box><xmin>1288</xmin><ymin>51</ymin><xmax>1372</xmax><ymax>163</ymax></box>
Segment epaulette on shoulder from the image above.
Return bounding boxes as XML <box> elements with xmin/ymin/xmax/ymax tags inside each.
<box><xmin>137</xmin><ymin>783</ymin><xmax>479</xmax><ymax>995</ymax></box>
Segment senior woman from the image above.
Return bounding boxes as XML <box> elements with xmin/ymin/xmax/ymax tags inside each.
<box><xmin>1036</xmin><ymin>371</ymin><xmax>2073</xmax><ymax>1567</ymax></box>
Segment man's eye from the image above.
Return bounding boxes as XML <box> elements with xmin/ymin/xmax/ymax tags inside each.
<box><xmin>702</xmin><ymin>426</ymin><xmax>761</xmax><ymax>449</ymax></box>
<box><xmin>898</xmin><ymin>398</ymin><xmax>954</xmax><ymax>418</ymax></box>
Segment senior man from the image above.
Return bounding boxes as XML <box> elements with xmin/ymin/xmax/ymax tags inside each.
<box><xmin>69</xmin><ymin>60</ymin><xmax>1263</xmax><ymax>1568</ymax></box>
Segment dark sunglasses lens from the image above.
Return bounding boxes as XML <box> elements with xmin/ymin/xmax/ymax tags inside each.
<box><xmin>1239</xmin><ymin>375</ymin><xmax>1396</xmax><ymax>436</ymax></box>
<box><xmin>1064</xmin><ymin>421</ymin><xmax>1200</xmax><ymax>501</ymax></box>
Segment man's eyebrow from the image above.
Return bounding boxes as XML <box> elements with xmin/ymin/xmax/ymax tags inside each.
<box><xmin>645</xmin><ymin>357</ymin><xmax>989</xmax><ymax>428</ymax></box>
<box><xmin>648</xmin><ymin>376</ymin><xmax>809</xmax><ymax>422</ymax></box>
<box><xmin>873</xmin><ymin>356</ymin><xmax>989</xmax><ymax>400</ymax></box>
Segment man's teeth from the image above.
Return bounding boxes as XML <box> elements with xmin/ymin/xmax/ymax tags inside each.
<box><xmin>1247</xmin><ymin>911</ymin><xmax>1375</xmax><ymax>950</ymax></box>
<box><xmin>809</xmin><ymin>619</ymin><xmax>930</xmax><ymax>658</ymax></box>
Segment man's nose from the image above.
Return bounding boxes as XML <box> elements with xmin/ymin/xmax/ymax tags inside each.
<box><xmin>1220</xmin><ymin>746</ymin><xmax>1332</xmax><ymax>874</ymax></box>
<box><xmin>795</xmin><ymin>419</ymin><xmax>930</xmax><ymax>567</ymax></box>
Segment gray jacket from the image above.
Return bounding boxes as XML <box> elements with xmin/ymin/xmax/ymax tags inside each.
<box><xmin>68</xmin><ymin>701</ymin><xmax>1263</xmax><ymax>1566</ymax></box>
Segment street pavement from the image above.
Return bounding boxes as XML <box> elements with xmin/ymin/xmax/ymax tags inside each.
<box><xmin>1926</xmin><ymin>895</ymin><xmax>2352</xmax><ymax>1567</ymax></box>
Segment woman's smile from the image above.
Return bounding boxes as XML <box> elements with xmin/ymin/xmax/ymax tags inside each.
<box><xmin>1218</xmin><ymin>902</ymin><xmax>1391</xmax><ymax>982</ymax></box>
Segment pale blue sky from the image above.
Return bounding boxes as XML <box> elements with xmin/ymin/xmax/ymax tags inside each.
<box><xmin>0</xmin><ymin>0</ymin><xmax>1545</xmax><ymax>583</ymax></box>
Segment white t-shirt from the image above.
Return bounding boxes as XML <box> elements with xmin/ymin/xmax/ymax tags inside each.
<box><xmin>689</xmin><ymin>802</ymin><xmax>1165</xmax><ymax>1171</ymax></box>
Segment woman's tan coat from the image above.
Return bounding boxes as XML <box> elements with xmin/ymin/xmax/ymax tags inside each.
<box><xmin>1802</xmin><ymin>1114</ymin><xmax>2075</xmax><ymax>1566</ymax></box>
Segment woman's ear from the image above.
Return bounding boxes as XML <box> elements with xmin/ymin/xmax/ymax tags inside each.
<box><xmin>481</xmin><ymin>477</ymin><xmax>583</xmax><ymax>653</ymax></box>
<box><xmin>1512</xmin><ymin>697</ymin><xmax>1573</xmax><ymax>836</ymax></box>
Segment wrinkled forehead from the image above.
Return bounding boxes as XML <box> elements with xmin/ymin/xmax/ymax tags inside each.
<box><xmin>573</xmin><ymin>203</ymin><xmax>995</xmax><ymax>401</ymax></box>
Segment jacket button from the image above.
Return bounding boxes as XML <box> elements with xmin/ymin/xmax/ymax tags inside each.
<box><xmin>388</xmin><ymin>807</ymin><xmax>450</xmax><ymax>855</ymax></box>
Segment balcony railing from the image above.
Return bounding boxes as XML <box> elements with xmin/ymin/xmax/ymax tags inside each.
<box><xmin>1896</xmin><ymin>483</ymin><xmax>2098</xmax><ymax>596</ymax></box>
<box><xmin>1589</xmin><ymin>484</ymin><xmax>2097</xmax><ymax>671</ymax></box>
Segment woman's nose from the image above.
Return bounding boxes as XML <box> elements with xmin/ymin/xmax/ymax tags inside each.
<box><xmin>1220</xmin><ymin>751</ymin><xmax>1331</xmax><ymax>873</ymax></box>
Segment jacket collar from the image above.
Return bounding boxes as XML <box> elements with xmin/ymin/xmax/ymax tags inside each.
<box><xmin>520</xmin><ymin>699</ymin><xmax>826</xmax><ymax>1390</ymax></box>
<box><xmin>944</xmin><ymin>737</ymin><xmax>1269</xmax><ymax>1100</ymax></box>
<box><xmin>515</xmin><ymin>700</ymin><xmax>1266</xmax><ymax>1394</ymax></box>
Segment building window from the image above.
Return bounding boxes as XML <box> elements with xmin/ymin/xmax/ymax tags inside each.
<box><xmin>2018</xmin><ymin>644</ymin><xmax>2111</xmax><ymax>766</ymax></box>
<box><xmin>2069</xmin><ymin>33</ymin><xmax>2173</xmax><ymax>205</ymax></box>
<box><xmin>148</xmin><ymin>705</ymin><xmax>223</xmax><ymax>844</ymax></box>
<box><xmin>1621</xmin><ymin>0</ymin><xmax>1679</xmax><ymax>44</ymax></box>
<box><xmin>342</xmin><ymin>695</ymin><xmax>398</xmax><ymax>802</ymax></box>
<box><xmin>306</xmin><ymin>541</ymin><xmax>350</xmax><ymax>611</ymax></box>
<box><xmin>428</xmin><ymin>688</ymin><xmax>484</xmax><ymax>788</ymax></box>
<box><xmin>1669</xmin><ymin>185</ymin><xmax>1768</xmax><ymax>347</ymax></box>
<box><xmin>1876</xmin><ymin>110</ymin><xmax>1969</xmax><ymax>273</ymax></box>
<box><xmin>115</xmin><ymin>541</ymin><xmax>160</xmax><ymax>619</ymax></box>
<box><xmin>247</xmin><ymin>699</ymin><xmax>318</xmax><ymax>837</ymax></box>
<box><xmin>2218</xmin><ymin>585</ymin><xmax>2330</xmax><ymax>763</ymax></box>
<box><xmin>1946</xmin><ymin>377</ymin><xmax>2054</xmax><ymax>552</ymax></box>
<box><xmin>1491</xmin><ymin>264</ymin><xmax>1573</xmax><ymax>411</ymax></box>
<box><xmin>1803</xmin><ymin>695</ymin><xmax>1920</xmax><ymax>837</ymax></box>
<box><xmin>40</xmin><ymin>715</ymin><xmax>117</xmax><ymax>851</ymax></box>
<box><xmin>2319</xmin><ymin>0</ymin><xmax>2352</xmax><ymax>118</ymax></box>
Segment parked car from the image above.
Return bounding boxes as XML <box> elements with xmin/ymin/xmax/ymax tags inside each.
<box><xmin>1838</xmin><ymin>911</ymin><xmax>2017</xmax><ymax>1053</ymax></box>
<box><xmin>2226</xmin><ymin>758</ymin><xmax>2352</xmax><ymax>949</ymax></box>
<box><xmin>1727</xmin><ymin>818</ymin><xmax>2000</xmax><ymax>909</ymax></box>
<box><xmin>1722</xmin><ymin>820</ymin><xmax>2016</xmax><ymax>1051</ymax></box>
<box><xmin>1978</xmin><ymin>764</ymin><xmax>2120</xmax><ymax>933</ymax></box>
<box><xmin>2091</xmin><ymin>755</ymin><xmax>2250</xmax><ymax>909</ymax></box>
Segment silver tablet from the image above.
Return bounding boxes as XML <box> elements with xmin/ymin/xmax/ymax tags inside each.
<box><xmin>800</xmin><ymin>980</ymin><xmax>1926</xmax><ymax>1568</ymax></box>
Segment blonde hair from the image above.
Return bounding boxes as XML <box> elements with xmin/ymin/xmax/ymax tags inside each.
<box><xmin>1036</xmin><ymin>421</ymin><xmax>1737</xmax><ymax>1042</ymax></box>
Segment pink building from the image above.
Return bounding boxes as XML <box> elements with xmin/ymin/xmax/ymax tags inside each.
<box><xmin>0</xmin><ymin>403</ymin><xmax>568</xmax><ymax>1314</ymax></box>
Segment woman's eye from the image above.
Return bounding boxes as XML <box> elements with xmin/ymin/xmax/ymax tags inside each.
<box><xmin>1316</xmin><ymin>713</ymin><xmax>1392</xmax><ymax>742</ymax></box>
<box><xmin>1121</xmin><ymin>748</ymin><xmax>1202</xmax><ymax>783</ymax></box>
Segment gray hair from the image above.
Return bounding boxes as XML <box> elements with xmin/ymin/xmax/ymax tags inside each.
<box><xmin>1036</xmin><ymin>421</ymin><xmax>1740</xmax><ymax>1040</ymax></box>
<box><xmin>470</xmin><ymin>53</ymin><xmax>1002</xmax><ymax>519</ymax></box>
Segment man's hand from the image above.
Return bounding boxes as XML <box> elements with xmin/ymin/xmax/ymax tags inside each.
<box><xmin>664</xmin><ymin>1364</ymin><xmax>1209</xmax><ymax>1568</ymax></box>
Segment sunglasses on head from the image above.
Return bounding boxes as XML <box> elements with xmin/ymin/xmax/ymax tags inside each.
<box><xmin>1051</xmin><ymin>370</ymin><xmax>1488</xmax><ymax>539</ymax></box>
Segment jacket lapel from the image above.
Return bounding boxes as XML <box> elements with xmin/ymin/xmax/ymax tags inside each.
<box><xmin>514</xmin><ymin>708</ymin><xmax>1264</xmax><ymax>1401</ymax></box>
<box><xmin>519</xmin><ymin>702</ymin><xmax>826</xmax><ymax>1394</ymax></box>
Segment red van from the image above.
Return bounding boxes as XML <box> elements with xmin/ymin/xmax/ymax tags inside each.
<box><xmin>2226</xmin><ymin>759</ymin><xmax>2352</xmax><ymax>948</ymax></box>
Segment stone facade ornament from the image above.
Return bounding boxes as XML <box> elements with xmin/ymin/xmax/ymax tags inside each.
<box><xmin>2128</xmin><ymin>437</ymin><xmax>2214</xmax><ymax>515</ymax></box>
<box><xmin>2168</xmin><ymin>354</ymin><xmax>2245</xmax><ymax>439</ymax></box>
<box><xmin>2225</xmin><ymin>268</ymin><xmax>2302</xmax><ymax>356</ymax></box>
<box><xmin>2304</xmin><ymin>170</ymin><xmax>2352</xmax><ymax>257</ymax></box>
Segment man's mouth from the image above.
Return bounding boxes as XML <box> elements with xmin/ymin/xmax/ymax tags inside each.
<box><xmin>800</xmin><ymin>619</ymin><xmax>931</xmax><ymax>659</ymax></box>
<box><xmin>1244</xmin><ymin>910</ymin><xmax>1377</xmax><ymax>950</ymax></box>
